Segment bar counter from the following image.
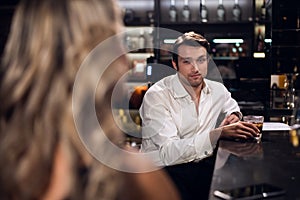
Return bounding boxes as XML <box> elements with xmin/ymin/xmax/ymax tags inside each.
<box><xmin>209</xmin><ymin>129</ymin><xmax>300</xmax><ymax>199</ymax></box>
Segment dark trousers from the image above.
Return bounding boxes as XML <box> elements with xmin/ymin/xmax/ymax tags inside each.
<box><xmin>164</xmin><ymin>156</ymin><xmax>216</xmax><ymax>200</ymax></box>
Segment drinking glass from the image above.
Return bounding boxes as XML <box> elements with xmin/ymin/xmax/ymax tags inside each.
<box><xmin>243</xmin><ymin>115</ymin><xmax>264</xmax><ymax>142</ymax></box>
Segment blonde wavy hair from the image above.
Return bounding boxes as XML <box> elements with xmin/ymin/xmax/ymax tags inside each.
<box><xmin>0</xmin><ymin>0</ymin><xmax>128</xmax><ymax>199</ymax></box>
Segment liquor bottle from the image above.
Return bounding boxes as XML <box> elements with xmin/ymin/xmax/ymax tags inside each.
<box><xmin>232</xmin><ymin>0</ymin><xmax>242</xmax><ymax>22</ymax></box>
<box><xmin>217</xmin><ymin>0</ymin><xmax>226</xmax><ymax>22</ymax></box>
<box><xmin>146</xmin><ymin>29</ymin><xmax>154</xmax><ymax>53</ymax></box>
<box><xmin>138</xmin><ymin>30</ymin><xmax>145</xmax><ymax>51</ymax></box>
<box><xmin>199</xmin><ymin>0</ymin><xmax>208</xmax><ymax>23</ymax></box>
<box><xmin>256</xmin><ymin>28</ymin><xmax>264</xmax><ymax>52</ymax></box>
<box><xmin>260</xmin><ymin>0</ymin><xmax>266</xmax><ymax>20</ymax></box>
<box><xmin>270</xmin><ymin>82</ymin><xmax>278</xmax><ymax>108</ymax></box>
<box><xmin>182</xmin><ymin>0</ymin><xmax>191</xmax><ymax>22</ymax></box>
<box><xmin>284</xmin><ymin>74</ymin><xmax>295</xmax><ymax>109</ymax></box>
<box><xmin>169</xmin><ymin>0</ymin><xmax>178</xmax><ymax>23</ymax></box>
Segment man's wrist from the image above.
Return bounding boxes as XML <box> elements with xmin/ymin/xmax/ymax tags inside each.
<box><xmin>231</xmin><ymin>111</ymin><xmax>242</xmax><ymax>120</ymax></box>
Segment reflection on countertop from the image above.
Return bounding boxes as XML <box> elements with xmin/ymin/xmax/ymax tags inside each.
<box><xmin>210</xmin><ymin>129</ymin><xmax>300</xmax><ymax>200</ymax></box>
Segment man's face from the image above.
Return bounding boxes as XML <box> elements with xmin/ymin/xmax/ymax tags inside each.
<box><xmin>173</xmin><ymin>44</ymin><xmax>208</xmax><ymax>88</ymax></box>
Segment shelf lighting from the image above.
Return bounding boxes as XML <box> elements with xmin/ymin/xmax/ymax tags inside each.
<box><xmin>213</xmin><ymin>39</ymin><xmax>244</xmax><ymax>44</ymax></box>
<box><xmin>165</xmin><ymin>38</ymin><xmax>246</xmax><ymax>44</ymax></box>
<box><xmin>253</xmin><ymin>52</ymin><xmax>265</xmax><ymax>58</ymax></box>
<box><xmin>147</xmin><ymin>65</ymin><xmax>152</xmax><ymax>76</ymax></box>
<box><xmin>264</xmin><ymin>38</ymin><xmax>272</xmax><ymax>43</ymax></box>
<box><xmin>163</xmin><ymin>39</ymin><xmax>177</xmax><ymax>44</ymax></box>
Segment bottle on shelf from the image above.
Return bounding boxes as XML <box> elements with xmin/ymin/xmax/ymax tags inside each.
<box><xmin>270</xmin><ymin>82</ymin><xmax>278</xmax><ymax>108</ymax></box>
<box><xmin>256</xmin><ymin>28</ymin><xmax>264</xmax><ymax>52</ymax></box>
<box><xmin>217</xmin><ymin>0</ymin><xmax>226</xmax><ymax>22</ymax></box>
<box><xmin>123</xmin><ymin>8</ymin><xmax>135</xmax><ymax>25</ymax></box>
<box><xmin>182</xmin><ymin>0</ymin><xmax>191</xmax><ymax>22</ymax></box>
<box><xmin>169</xmin><ymin>0</ymin><xmax>178</xmax><ymax>23</ymax></box>
<box><xmin>146</xmin><ymin>11</ymin><xmax>155</xmax><ymax>25</ymax></box>
<box><xmin>199</xmin><ymin>0</ymin><xmax>208</xmax><ymax>23</ymax></box>
<box><xmin>138</xmin><ymin>30</ymin><xmax>145</xmax><ymax>51</ymax></box>
<box><xmin>146</xmin><ymin>29</ymin><xmax>154</xmax><ymax>53</ymax></box>
<box><xmin>284</xmin><ymin>74</ymin><xmax>296</xmax><ymax>109</ymax></box>
<box><xmin>125</xmin><ymin>35</ymin><xmax>132</xmax><ymax>50</ymax></box>
<box><xmin>260</xmin><ymin>0</ymin><xmax>266</xmax><ymax>20</ymax></box>
<box><xmin>232</xmin><ymin>0</ymin><xmax>242</xmax><ymax>22</ymax></box>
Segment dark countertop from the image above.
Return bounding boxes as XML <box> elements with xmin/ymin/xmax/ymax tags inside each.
<box><xmin>209</xmin><ymin>130</ymin><xmax>300</xmax><ymax>200</ymax></box>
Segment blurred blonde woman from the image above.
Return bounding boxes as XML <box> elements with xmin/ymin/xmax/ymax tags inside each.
<box><xmin>0</xmin><ymin>0</ymin><xmax>180</xmax><ymax>199</ymax></box>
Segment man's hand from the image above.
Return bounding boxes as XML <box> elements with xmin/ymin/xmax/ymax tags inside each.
<box><xmin>219</xmin><ymin>121</ymin><xmax>260</xmax><ymax>140</ymax></box>
<box><xmin>219</xmin><ymin>113</ymin><xmax>240</xmax><ymax>126</ymax></box>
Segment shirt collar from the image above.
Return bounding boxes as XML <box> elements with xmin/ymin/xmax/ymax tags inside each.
<box><xmin>202</xmin><ymin>80</ymin><xmax>211</xmax><ymax>94</ymax></box>
<box><xmin>171</xmin><ymin>74</ymin><xmax>189</xmax><ymax>98</ymax></box>
<box><xmin>171</xmin><ymin>74</ymin><xmax>211</xmax><ymax>98</ymax></box>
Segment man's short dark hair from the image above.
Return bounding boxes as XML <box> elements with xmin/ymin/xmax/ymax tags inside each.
<box><xmin>172</xmin><ymin>32</ymin><xmax>210</xmax><ymax>66</ymax></box>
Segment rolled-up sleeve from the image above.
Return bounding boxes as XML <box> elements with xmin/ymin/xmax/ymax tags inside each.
<box><xmin>221</xmin><ymin>85</ymin><xmax>241</xmax><ymax>118</ymax></box>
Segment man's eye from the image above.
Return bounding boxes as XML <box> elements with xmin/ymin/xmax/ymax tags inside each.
<box><xmin>197</xmin><ymin>58</ymin><xmax>207</xmax><ymax>63</ymax></box>
<box><xmin>183</xmin><ymin>60</ymin><xmax>190</xmax><ymax>64</ymax></box>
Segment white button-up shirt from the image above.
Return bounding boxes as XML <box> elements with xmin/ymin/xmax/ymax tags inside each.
<box><xmin>139</xmin><ymin>74</ymin><xmax>241</xmax><ymax>166</ymax></box>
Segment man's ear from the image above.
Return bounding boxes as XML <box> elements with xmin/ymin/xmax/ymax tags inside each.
<box><xmin>171</xmin><ymin>60</ymin><xmax>178</xmax><ymax>71</ymax></box>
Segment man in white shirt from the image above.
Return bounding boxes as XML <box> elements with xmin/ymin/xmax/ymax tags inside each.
<box><xmin>140</xmin><ymin>32</ymin><xmax>259</xmax><ymax>166</ymax></box>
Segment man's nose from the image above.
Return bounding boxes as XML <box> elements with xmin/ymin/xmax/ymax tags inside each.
<box><xmin>191</xmin><ymin>60</ymin><xmax>199</xmax><ymax>70</ymax></box>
